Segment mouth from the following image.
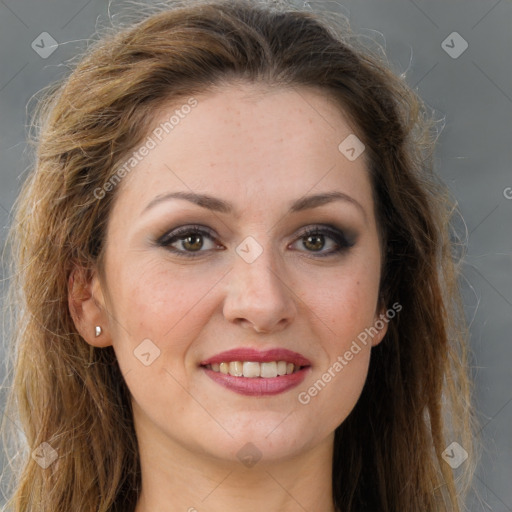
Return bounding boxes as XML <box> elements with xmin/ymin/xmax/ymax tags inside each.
<box><xmin>199</xmin><ymin>348</ymin><xmax>311</xmax><ymax>396</ymax></box>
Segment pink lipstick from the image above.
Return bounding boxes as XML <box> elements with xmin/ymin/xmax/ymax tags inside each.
<box><xmin>200</xmin><ymin>348</ymin><xmax>311</xmax><ymax>396</ymax></box>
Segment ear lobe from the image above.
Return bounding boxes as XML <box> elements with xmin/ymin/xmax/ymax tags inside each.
<box><xmin>68</xmin><ymin>267</ymin><xmax>112</xmax><ymax>348</ymax></box>
<box><xmin>371</xmin><ymin>306</ymin><xmax>389</xmax><ymax>347</ymax></box>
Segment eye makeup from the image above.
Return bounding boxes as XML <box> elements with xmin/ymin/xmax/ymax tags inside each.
<box><xmin>155</xmin><ymin>223</ymin><xmax>357</xmax><ymax>259</ymax></box>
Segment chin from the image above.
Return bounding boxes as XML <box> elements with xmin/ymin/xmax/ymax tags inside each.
<box><xmin>197</xmin><ymin>415</ymin><xmax>318</xmax><ymax>463</ymax></box>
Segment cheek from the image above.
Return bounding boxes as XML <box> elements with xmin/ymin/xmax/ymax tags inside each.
<box><xmin>296</xmin><ymin>327</ymin><xmax>372</xmax><ymax>435</ymax></box>
<box><xmin>106</xmin><ymin>258</ymin><xmax>222</xmax><ymax>362</ymax></box>
<box><xmin>297</xmin><ymin>276</ymin><xmax>375</xmax><ymax>430</ymax></box>
<box><xmin>301</xmin><ymin>259</ymin><xmax>380</xmax><ymax>425</ymax></box>
<box><xmin>111</xmin><ymin>256</ymin><xmax>208</xmax><ymax>321</ymax></box>
<box><xmin>305</xmin><ymin>263</ymin><xmax>381</xmax><ymax>342</ymax></box>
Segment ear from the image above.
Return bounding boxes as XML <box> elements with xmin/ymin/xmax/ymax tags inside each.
<box><xmin>370</xmin><ymin>300</ymin><xmax>390</xmax><ymax>347</ymax></box>
<box><xmin>68</xmin><ymin>266</ymin><xmax>112</xmax><ymax>348</ymax></box>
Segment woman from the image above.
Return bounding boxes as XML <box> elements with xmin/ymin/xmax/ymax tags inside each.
<box><xmin>1</xmin><ymin>0</ymin><xmax>476</xmax><ymax>510</ymax></box>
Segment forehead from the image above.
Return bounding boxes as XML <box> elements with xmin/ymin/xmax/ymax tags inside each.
<box><xmin>110</xmin><ymin>83</ymin><xmax>373</xmax><ymax>219</ymax></box>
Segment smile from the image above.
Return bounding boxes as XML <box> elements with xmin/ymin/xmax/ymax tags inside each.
<box><xmin>200</xmin><ymin>348</ymin><xmax>311</xmax><ymax>396</ymax></box>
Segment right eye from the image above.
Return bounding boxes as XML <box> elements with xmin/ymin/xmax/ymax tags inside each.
<box><xmin>157</xmin><ymin>225</ymin><xmax>224</xmax><ymax>257</ymax></box>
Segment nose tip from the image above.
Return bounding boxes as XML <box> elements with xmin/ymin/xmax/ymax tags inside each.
<box><xmin>222</xmin><ymin>250</ymin><xmax>297</xmax><ymax>334</ymax></box>
<box><xmin>238</xmin><ymin>316</ymin><xmax>288</xmax><ymax>335</ymax></box>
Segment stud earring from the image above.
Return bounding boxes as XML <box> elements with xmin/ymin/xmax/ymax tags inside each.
<box><xmin>95</xmin><ymin>326</ymin><xmax>102</xmax><ymax>337</ymax></box>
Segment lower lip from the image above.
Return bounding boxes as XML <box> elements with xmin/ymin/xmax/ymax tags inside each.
<box><xmin>201</xmin><ymin>366</ymin><xmax>310</xmax><ymax>396</ymax></box>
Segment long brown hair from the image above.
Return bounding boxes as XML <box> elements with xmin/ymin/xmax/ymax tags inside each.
<box><xmin>1</xmin><ymin>1</ymin><xmax>476</xmax><ymax>510</ymax></box>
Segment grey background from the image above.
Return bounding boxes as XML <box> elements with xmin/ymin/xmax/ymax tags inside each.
<box><xmin>0</xmin><ymin>0</ymin><xmax>510</xmax><ymax>510</ymax></box>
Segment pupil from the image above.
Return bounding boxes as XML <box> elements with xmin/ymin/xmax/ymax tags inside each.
<box><xmin>305</xmin><ymin>234</ymin><xmax>324</xmax><ymax>251</ymax></box>
<box><xmin>184</xmin><ymin>234</ymin><xmax>203</xmax><ymax>251</ymax></box>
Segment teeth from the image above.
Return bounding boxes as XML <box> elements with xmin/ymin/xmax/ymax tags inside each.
<box><xmin>207</xmin><ymin>360</ymin><xmax>300</xmax><ymax>378</ymax></box>
<box><xmin>229</xmin><ymin>361</ymin><xmax>243</xmax><ymax>377</ymax></box>
<box><xmin>260</xmin><ymin>361</ymin><xmax>277</xmax><ymax>378</ymax></box>
<box><xmin>243</xmin><ymin>361</ymin><xmax>260</xmax><ymax>378</ymax></box>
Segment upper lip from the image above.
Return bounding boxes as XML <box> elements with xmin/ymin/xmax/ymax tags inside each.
<box><xmin>200</xmin><ymin>348</ymin><xmax>311</xmax><ymax>367</ymax></box>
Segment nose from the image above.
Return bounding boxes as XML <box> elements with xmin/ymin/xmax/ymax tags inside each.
<box><xmin>222</xmin><ymin>246</ymin><xmax>298</xmax><ymax>334</ymax></box>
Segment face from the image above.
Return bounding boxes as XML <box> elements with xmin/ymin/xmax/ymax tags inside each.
<box><xmin>92</xmin><ymin>83</ymin><xmax>387</xmax><ymax>465</ymax></box>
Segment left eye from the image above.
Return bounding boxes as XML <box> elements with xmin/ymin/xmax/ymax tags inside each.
<box><xmin>289</xmin><ymin>226</ymin><xmax>352</xmax><ymax>256</ymax></box>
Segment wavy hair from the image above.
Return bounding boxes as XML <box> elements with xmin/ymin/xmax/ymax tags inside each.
<box><xmin>1</xmin><ymin>0</ymin><xmax>476</xmax><ymax>510</ymax></box>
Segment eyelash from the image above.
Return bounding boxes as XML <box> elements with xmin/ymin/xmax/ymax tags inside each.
<box><xmin>156</xmin><ymin>224</ymin><xmax>354</xmax><ymax>259</ymax></box>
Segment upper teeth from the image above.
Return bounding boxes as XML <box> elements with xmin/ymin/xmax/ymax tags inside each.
<box><xmin>207</xmin><ymin>361</ymin><xmax>298</xmax><ymax>378</ymax></box>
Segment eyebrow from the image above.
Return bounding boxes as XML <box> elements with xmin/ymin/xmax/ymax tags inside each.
<box><xmin>142</xmin><ymin>190</ymin><xmax>368</xmax><ymax>223</ymax></box>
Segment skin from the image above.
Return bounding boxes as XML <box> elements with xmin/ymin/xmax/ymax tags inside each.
<box><xmin>70</xmin><ymin>83</ymin><xmax>388</xmax><ymax>512</ymax></box>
